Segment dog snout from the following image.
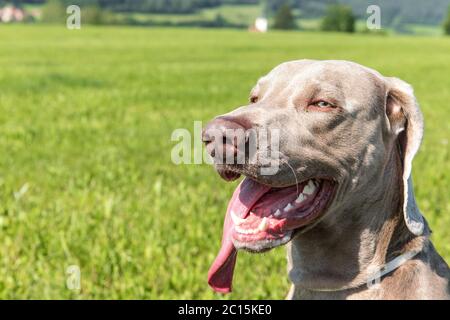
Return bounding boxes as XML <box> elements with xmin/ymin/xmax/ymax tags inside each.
<box><xmin>202</xmin><ymin>117</ymin><xmax>249</xmax><ymax>163</ymax></box>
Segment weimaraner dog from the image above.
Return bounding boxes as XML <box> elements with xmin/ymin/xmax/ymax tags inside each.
<box><xmin>202</xmin><ymin>60</ymin><xmax>450</xmax><ymax>299</ymax></box>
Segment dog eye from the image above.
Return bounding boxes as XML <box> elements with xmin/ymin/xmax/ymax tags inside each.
<box><xmin>250</xmin><ymin>96</ymin><xmax>258</xmax><ymax>103</ymax></box>
<box><xmin>307</xmin><ymin>100</ymin><xmax>336</xmax><ymax>111</ymax></box>
<box><xmin>315</xmin><ymin>101</ymin><xmax>333</xmax><ymax>108</ymax></box>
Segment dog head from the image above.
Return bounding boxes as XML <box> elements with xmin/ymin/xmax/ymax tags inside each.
<box><xmin>202</xmin><ymin>60</ymin><xmax>424</xmax><ymax>293</ymax></box>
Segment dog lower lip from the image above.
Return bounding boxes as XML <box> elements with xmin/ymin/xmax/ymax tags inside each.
<box><xmin>216</xmin><ymin>168</ymin><xmax>241</xmax><ymax>181</ymax></box>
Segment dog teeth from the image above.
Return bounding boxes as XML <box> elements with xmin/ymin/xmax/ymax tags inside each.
<box><xmin>295</xmin><ymin>193</ymin><xmax>305</xmax><ymax>203</ymax></box>
<box><xmin>234</xmin><ymin>217</ymin><xmax>269</xmax><ymax>234</ymax></box>
<box><xmin>303</xmin><ymin>180</ymin><xmax>316</xmax><ymax>195</ymax></box>
<box><xmin>284</xmin><ymin>203</ymin><xmax>294</xmax><ymax>212</ymax></box>
<box><xmin>258</xmin><ymin>217</ymin><xmax>269</xmax><ymax>232</ymax></box>
<box><xmin>234</xmin><ymin>225</ymin><xmax>259</xmax><ymax>234</ymax></box>
<box><xmin>274</xmin><ymin>209</ymin><xmax>282</xmax><ymax>217</ymax></box>
<box><xmin>230</xmin><ymin>210</ymin><xmax>246</xmax><ymax>225</ymax></box>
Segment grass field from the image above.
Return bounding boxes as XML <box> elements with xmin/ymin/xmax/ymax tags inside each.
<box><xmin>123</xmin><ymin>4</ymin><xmax>264</xmax><ymax>26</ymax></box>
<box><xmin>0</xmin><ymin>25</ymin><xmax>449</xmax><ymax>299</ymax></box>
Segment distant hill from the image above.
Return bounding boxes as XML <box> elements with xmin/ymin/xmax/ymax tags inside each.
<box><xmin>9</xmin><ymin>0</ymin><xmax>450</xmax><ymax>27</ymax></box>
<box><xmin>326</xmin><ymin>0</ymin><xmax>449</xmax><ymax>26</ymax></box>
<box><xmin>8</xmin><ymin>0</ymin><xmax>260</xmax><ymax>14</ymax></box>
<box><xmin>267</xmin><ymin>0</ymin><xmax>450</xmax><ymax>27</ymax></box>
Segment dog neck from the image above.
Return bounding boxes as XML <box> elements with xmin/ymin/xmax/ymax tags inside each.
<box><xmin>287</xmin><ymin>145</ymin><xmax>426</xmax><ymax>297</ymax></box>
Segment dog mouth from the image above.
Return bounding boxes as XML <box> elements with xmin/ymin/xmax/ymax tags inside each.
<box><xmin>232</xmin><ymin>178</ymin><xmax>335</xmax><ymax>250</ymax></box>
<box><xmin>208</xmin><ymin>176</ymin><xmax>336</xmax><ymax>293</ymax></box>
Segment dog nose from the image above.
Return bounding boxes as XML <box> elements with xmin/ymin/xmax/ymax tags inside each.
<box><xmin>202</xmin><ymin>117</ymin><xmax>248</xmax><ymax>162</ymax></box>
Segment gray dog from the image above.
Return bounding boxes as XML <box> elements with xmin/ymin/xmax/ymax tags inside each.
<box><xmin>202</xmin><ymin>60</ymin><xmax>450</xmax><ymax>299</ymax></box>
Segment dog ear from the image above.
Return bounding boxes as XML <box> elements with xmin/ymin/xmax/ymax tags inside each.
<box><xmin>385</xmin><ymin>77</ymin><xmax>425</xmax><ymax>236</ymax></box>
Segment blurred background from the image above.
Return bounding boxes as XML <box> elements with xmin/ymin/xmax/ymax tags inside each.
<box><xmin>1</xmin><ymin>0</ymin><xmax>450</xmax><ymax>35</ymax></box>
<box><xmin>0</xmin><ymin>0</ymin><xmax>449</xmax><ymax>299</ymax></box>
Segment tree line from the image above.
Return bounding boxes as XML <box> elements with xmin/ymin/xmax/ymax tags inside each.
<box><xmin>4</xmin><ymin>0</ymin><xmax>450</xmax><ymax>35</ymax></box>
<box><xmin>265</xmin><ymin>0</ymin><xmax>450</xmax><ymax>27</ymax></box>
<box><xmin>272</xmin><ymin>1</ymin><xmax>450</xmax><ymax>35</ymax></box>
<box><xmin>2</xmin><ymin>0</ymin><xmax>259</xmax><ymax>14</ymax></box>
<box><xmin>5</xmin><ymin>0</ymin><xmax>450</xmax><ymax>26</ymax></box>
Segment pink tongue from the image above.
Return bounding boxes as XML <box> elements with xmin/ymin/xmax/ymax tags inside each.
<box><xmin>208</xmin><ymin>178</ymin><xmax>271</xmax><ymax>293</ymax></box>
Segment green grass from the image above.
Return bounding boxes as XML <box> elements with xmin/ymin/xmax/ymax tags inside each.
<box><xmin>299</xmin><ymin>18</ymin><xmax>322</xmax><ymax>30</ymax></box>
<box><xmin>115</xmin><ymin>3</ymin><xmax>263</xmax><ymax>26</ymax></box>
<box><xmin>118</xmin><ymin>12</ymin><xmax>200</xmax><ymax>24</ymax></box>
<box><xmin>404</xmin><ymin>24</ymin><xmax>443</xmax><ymax>36</ymax></box>
<box><xmin>201</xmin><ymin>4</ymin><xmax>264</xmax><ymax>25</ymax></box>
<box><xmin>0</xmin><ymin>25</ymin><xmax>449</xmax><ymax>299</ymax></box>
